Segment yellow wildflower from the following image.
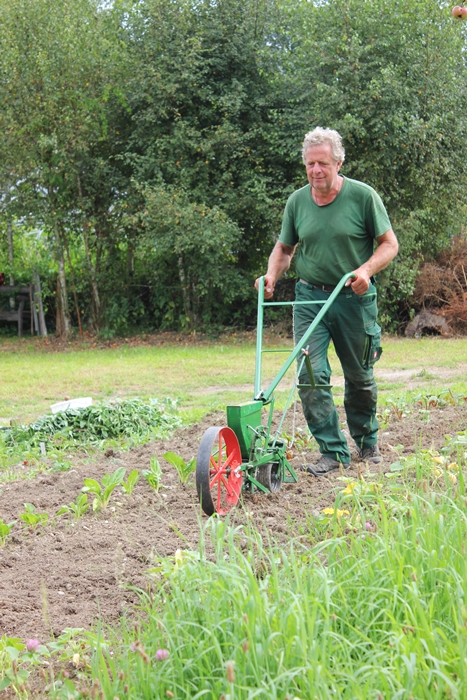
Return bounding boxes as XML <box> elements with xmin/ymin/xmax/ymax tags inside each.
<box><xmin>322</xmin><ymin>507</ymin><xmax>349</xmax><ymax>518</ymax></box>
<box><xmin>342</xmin><ymin>482</ymin><xmax>358</xmax><ymax>495</ymax></box>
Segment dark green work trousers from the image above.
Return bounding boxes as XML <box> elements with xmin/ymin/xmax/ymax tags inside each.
<box><xmin>294</xmin><ymin>279</ymin><xmax>382</xmax><ymax>464</ymax></box>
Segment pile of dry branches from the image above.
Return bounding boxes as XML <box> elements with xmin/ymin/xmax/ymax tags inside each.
<box><xmin>413</xmin><ymin>236</ymin><xmax>467</xmax><ymax>331</ymax></box>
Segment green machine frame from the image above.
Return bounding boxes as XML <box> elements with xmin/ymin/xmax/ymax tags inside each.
<box><xmin>195</xmin><ymin>272</ymin><xmax>355</xmax><ymax>515</ymax></box>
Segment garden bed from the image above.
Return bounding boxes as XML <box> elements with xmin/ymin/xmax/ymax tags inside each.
<box><xmin>0</xmin><ymin>401</ymin><xmax>465</xmax><ymax>643</ymax></box>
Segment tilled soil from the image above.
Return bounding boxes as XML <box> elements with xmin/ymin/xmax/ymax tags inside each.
<box><xmin>0</xmin><ymin>401</ymin><xmax>465</xmax><ymax>646</ymax></box>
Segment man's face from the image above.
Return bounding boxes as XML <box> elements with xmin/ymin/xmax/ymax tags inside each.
<box><xmin>304</xmin><ymin>143</ymin><xmax>342</xmax><ymax>194</ymax></box>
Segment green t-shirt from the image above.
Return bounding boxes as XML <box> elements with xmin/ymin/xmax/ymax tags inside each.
<box><xmin>279</xmin><ymin>177</ymin><xmax>392</xmax><ymax>286</ymax></box>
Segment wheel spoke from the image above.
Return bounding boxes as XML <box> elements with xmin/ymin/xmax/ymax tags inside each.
<box><xmin>216</xmin><ymin>480</ymin><xmax>222</xmax><ymax>512</ymax></box>
<box><xmin>210</xmin><ymin>470</ymin><xmax>225</xmax><ymax>488</ymax></box>
<box><xmin>223</xmin><ymin>451</ymin><xmax>235</xmax><ymax>467</ymax></box>
<box><xmin>209</xmin><ymin>454</ymin><xmax>225</xmax><ymax>475</ymax></box>
<box><xmin>209</xmin><ymin>449</ymin><xmax>236</xmax><ymax>488</ymax></box>
<box><xmin>220</xmin><ymin>473</ymin><xmax>231</xmax><ymax>491</ymax></box>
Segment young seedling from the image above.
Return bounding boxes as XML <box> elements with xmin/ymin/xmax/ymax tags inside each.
<box><xmin>163</xmin><ymin>451</ymin><xmax>196</xmax><ymax>484</ymax></box>
<box><xmin>0</xmin><ymin>519</ymin><xmax>15</xmax><ymax>546</ymax></box>
<box><xmin>142</xmin><ymin>456</ymin><xmax>162</xmax><ymax>491</ymax></box>
<box><xmin>56</xmin><ymin>493</ymin><xmax>89</xmax><ymax>520</ymax></box>
<box><xmin>121</xmin><ymin>469</ymin><xmax>140</xmax><ymax>495</ymax></box>
<box><xmin>82</xmin><ymin>467</ymin><xmax>126</xmax><ymax>511</ymax></box>
<box><xmin>19</xmin><ymin>503</ymin><xmax>49</xmax><ymax>529</ymax></box>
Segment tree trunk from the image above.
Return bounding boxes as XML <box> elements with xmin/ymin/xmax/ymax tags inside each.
<box><xmin>55</xmin><ymin>276</ymin><xmax>63</xmax><ymax>337</ymax></box>
<box><xmin>190</xmin><ymin>275</ymin><xmax>201</xmax><ymax>328</ymax></box>
<box><xmin>126</xmin><ymin>245</ymin><xmax>134</xmax><ymax>283</ymax></box>
<box><xmin>56</xmin><ymin>241</ymin><xmax>72</xmax><ymax>338</ymax></box>
<box><xmin>33</xmin><ymin>272</ymin><xmax>48</xmax><ymax>337</ymax></box>
<box><xmin>177</xmin><ymin>254</ymin><xmax>192</xmax><ymax>328</ymax></box>
<box><xmin>77</xmin><ymin>174</ymin><xmax>101</xmax><ymax>330</ymax></box>
<box><xmin>60</xmin><ymin>223</ymin><xmax>83</xmax><ymax>336</ymax></box>
<box><xmin>7</xmin><ymin>218</ymin><xmax>14</xmax><ymax>309</ymax></box>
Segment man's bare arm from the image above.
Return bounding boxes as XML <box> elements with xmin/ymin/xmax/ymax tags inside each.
<box><xmin>347</xmin><ymin>228</ymin><xmax>399</xmax><ymax>296</ymax></box>
<box><xmin>254</xmin><ymin>241</ymin><xmax>296</xmax><ymax>299</ymax></box>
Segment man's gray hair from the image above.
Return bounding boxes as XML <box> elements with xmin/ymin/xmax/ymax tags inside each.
<box><xmin>302</xmin><ymin>127</ymin><xmax>345</xmax><ymax>164</ymax></box>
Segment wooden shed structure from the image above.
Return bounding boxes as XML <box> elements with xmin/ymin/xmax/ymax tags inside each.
<box><xmin>0</xmin><ymin>278</ymin><xmax>47</xmax><ymax>336</ymax></box>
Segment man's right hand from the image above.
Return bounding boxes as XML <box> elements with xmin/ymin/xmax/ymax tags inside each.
<box><xmin>254</xmin><ymin>274</ymin><xmax>275</xmax><ymax>299</ymax></box>
<box><xmin>254</xmin><ymin>241</ymin><xmax>296</xmax><ymax>300</ymax></box>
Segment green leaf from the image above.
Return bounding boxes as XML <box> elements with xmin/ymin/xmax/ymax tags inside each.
<box><xmin>163</xmin><ymin>451</ymin><xmax>186</xmax><ymax>470</ymax></box>
<box><xmin>82</xmin><ymin>479</ymin><xmax>102</xmax><ymax>495</ymax></box>
<box><xmin>102</xmin><ymin>467</ymin><xmax>126</xmax><ymax>489</ymax></box>
<box><xmin>6</xmin><ymin>646</ymin><xmax>20</xmax><ymax>660</ymax></box>
<box><xmin>389</xmin><ymin>461</ymin><xmax>405</xmax><ymax>472</ymax></box>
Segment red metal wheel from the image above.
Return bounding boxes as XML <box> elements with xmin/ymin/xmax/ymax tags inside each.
<box><xmin>196</xmin><ymin>426</ymin><xmax>243</xmax><ymax>516</ymax></box>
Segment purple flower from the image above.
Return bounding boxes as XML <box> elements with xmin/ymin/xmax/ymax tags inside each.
<box><xmin>26</xmin><ymin>639</ymin><xmax>40</xmax><ymax>653</ymax></box>
<box><xmin>365</xmin><ymin>521</ymin><xmax>373</xmax><ymax>531</ymax></box>
<box><xmin>155</xmin><ymin>649</ymin><xmax>169</xmax><ymax>661</ymax></box>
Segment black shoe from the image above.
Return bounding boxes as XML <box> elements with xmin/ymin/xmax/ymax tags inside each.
<box><xmin>305</xmin><ymin>455</ymin><xmax>345</xmax><ymax>477</ymax></box>
<box><xmin>357</xmin><ymin>445</ymin><xmax>382</xmax><ymax>464</ymax></box>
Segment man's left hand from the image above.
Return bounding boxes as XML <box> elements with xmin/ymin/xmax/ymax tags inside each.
<box><xmin>345</xmin><ymin>269</ymin><xmax>370</xmax><ymax>295</ymax></box>
<box><xmin>345</xmin><ymin>228</ymin><xmax>399</xmax><ymax>296</ymax></box>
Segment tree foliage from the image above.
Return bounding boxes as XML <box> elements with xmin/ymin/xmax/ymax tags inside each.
<box><xmin>139</xmin><ymin>182</ymin><xmax>247</xmax><ymax>329</ymax></box>
<box><xmin>0</xmin><ymin>0</ymin><xmax>466</xmax><ymax>335</ymax></box>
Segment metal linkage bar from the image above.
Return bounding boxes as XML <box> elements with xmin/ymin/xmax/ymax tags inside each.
<box><xmin>254</xmin><ymin>272</ymin><xmax>355</xmax><ymax>402</ymax></box>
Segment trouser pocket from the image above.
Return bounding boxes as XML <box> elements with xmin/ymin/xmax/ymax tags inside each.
<box><xmin>362</xmin><ymin>322</ymin><xmax>382</xmax><ymax>369</ymax></box>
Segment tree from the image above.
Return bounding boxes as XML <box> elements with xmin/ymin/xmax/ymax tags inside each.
<box><xmin>1</xmin><ymin>0</ymin><xmax>466</xmax><ymax>335</ymax></box>
<box><xmin>121</xmin><ymin>0</ymin><xmax>297</xmax><ymax>326</ymax></box>
<box><xmin>0</xmin><ymin>0</ymin><xmax>131</xmax><ymax>333</ymax></box>
<box><xmin>139</xmin><ymin>183</ymin><xmax>246</xmax><ymax>328</ymax></box>
<box><xmin>279</xmin><ymin>0</ymin><xmax>467</xmax><ymax>327</ymax></box>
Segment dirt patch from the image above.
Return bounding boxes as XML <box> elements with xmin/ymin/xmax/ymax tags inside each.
<box><xmin>0</xmin><ymin>401</ymin><xmax>465</xmax><ymax>646</ymax></box>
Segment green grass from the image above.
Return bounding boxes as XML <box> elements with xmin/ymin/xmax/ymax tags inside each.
<box><xmin>0</xmin><ymin>342</ymin><xmax>259</xmax><ymax>425</ymax></box>
<box><xmin>34</xmin><ymin>454</ymin><xmax>467</xmax><ymax>699</ymax></box>
<box><xmin>1</xmin><ymin>335</ymin><xmax>466</xmax><ymax>425</ymax></box>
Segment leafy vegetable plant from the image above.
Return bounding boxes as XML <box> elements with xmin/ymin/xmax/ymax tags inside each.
<box><xmin>163</xmin><ymin>451</ymin><xmax>196</xmax><ymax>484</ymax></box>
<box><xmin>82</xmin><ymin>467</ymin><xmax>126</xmax><ymax>511</ymax></box>
<box><xmin>0</xmin><ymin>519</ymin><xmax>15</xmax><ymax>546</ymax></box>
<box><xmin>56</xmin><ymin>493</ymin><xmax>89</xmax><ymax>520</ymax></box>
<box><xmin>19</xmin><ymin>503</ymin><xmax>48</xmax><ymax>529</ymax></box>
<box><xmin>121</xmin><ymin>469</ymin><xmax>140</xmax><ymax>495</ymax></box>
<box><xmin>142</xmin><ymin>456</ymin><xmax>162</xmax><ymax>491</ymax></box>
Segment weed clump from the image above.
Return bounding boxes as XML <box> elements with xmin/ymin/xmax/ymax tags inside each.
<box><xmin>4</xmin><ymin>398</ymin><xmax>181</xmax><ymax>449</ymax></box>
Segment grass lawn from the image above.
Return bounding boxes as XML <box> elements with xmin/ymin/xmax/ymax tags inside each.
<box><xmin>0</xmin><ymin>334</ymin><xmax>466</xmax><ymax>425</ymax></box>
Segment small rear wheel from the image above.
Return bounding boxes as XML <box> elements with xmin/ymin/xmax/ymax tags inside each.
<box><xmin>196</xmin><ymin>426</ymin><xmax>243</xmax><ymax>516</ymax></box>
<box><xmin>256</xmin><ymin>462</ymin><xmax>282</xmax><ymax>493</ymax></box>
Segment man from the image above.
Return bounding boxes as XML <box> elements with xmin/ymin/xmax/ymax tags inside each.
<box><xmin>255</xmin><ymin>127</ymin><xmax>398</xmax><ymax>476</ymax></box>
